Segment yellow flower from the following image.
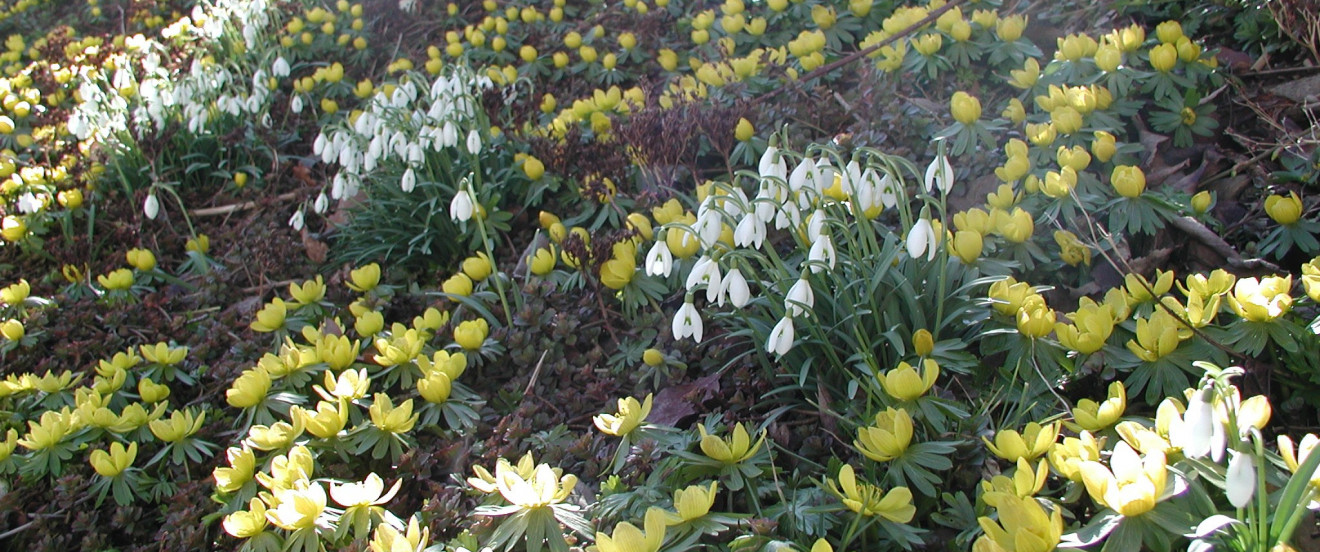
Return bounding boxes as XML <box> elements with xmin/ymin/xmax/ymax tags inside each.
<box><xmin>1016</xmin><ymin>296</ymin><xmax>1056</xmax><ymax>339</ymax></box>
<box><xmin>595</xmin><ymin>394</ymin><xmax>653</xmax><ymax>437</ymax></box>
<box><xmin>598</xmin><ymin>507</ymin><xmax>667</xmax><ymax>552</ymax></box>
<box><xmin>698</xmin><ymin>422</ymin><xmax>766</xmax><ymax>464</ymax></box>
<box><xmin>1</xmin><ymin>319</ymin><xmax>22</xmax><ymax>341</ymax></box>
<box><xmin>1124</xmin><ymin>270</ymin><xmax>1175</xmax><ymax>305</ymax></box>
<box><xmin>1149</xmin><ymin>43</ymin><xmax>1177</xmax><ymax>72</ymax></box>
<box><xmin>1056</xmin><ymin>33</ymin><xmax>1098</xmax><ymax>61</ymax></box>
<box><xmin>454</xmin><ymin>318</ymin><xmax>489</xmax><ymax>350</ymax></box>
<box><xmin>996</xmin><ymin>208</ymin><xmax>1035</xmax><ymax>244</ymax></box>
<box><xmin>288</xmin><ymin>276</ymin><xmax>327</xmax><ymax>307</ymax></box>
<box><xmin>1073</xmin><ymin>382</ymin><xmax>1126</xmax><ymax>431</ymax></box>
<box><xmin>1055</xmin><ymin>299</ymin><xmax>1114</xmax><ymax>354</ymax></box>
<box><xmin>316</xmin><ymin>334</ymin><xmax>359</xmax><ymax>371</ymax></box>
<box><xmin>140</xmin><ymin>342</ymin><xmax>188</xmax><ymax>365</ymax></box>
<box><xmin>373</xmin><ymin>329</ymin><xmax>425</xmax><ymax>366</ymax></box>
<box><xmin>256</xmin><ymin>445</ymin><xmax>315</xmax><ymax>491</ymax></box>
<box><xmin>462</xmin><ymin>253</ymin><xmax>493</xmax><ymax>281</ymax></box>
<box><xmin>2</xmin><ymin>279</ymin><xmax>30</xmax><ymax>305</ymax></box>
<box><xmin>951</xmin><ymin>91</ymin><xmax>982</xmax><ymax>124</ymax></box>
<box><xmin>975</xmin><ymin>492</ymin><xmax>1063</xmax><ymax>552</ymax></box>
<box><xmin>989</xmin><ymin>277</ymin><xmax>1036</xmax><ymax>316</ymax></box>
<box><xmin>213</xmin><ymin>446</ymin><xmax>256</xmax><ymax>493</ymax></box>
<box><xmin>251</xmin><ymin>298</ymin><xmax>288</xmax><ymax>332</ymax></box>
<box><xmin>496</xmin><ymin>461</ymin><xmax>578</xmax><ymax>508</ymax></box>
<box><xmin>878</xmin><ymin>360</ymin><xmax>940</xmax><ymax>401</ymax></box>
<box><xmin>0</xmin><ymin>429</ymin><xmax>16</xmax><ymax>462</ymax></box>
<box><xmin>1048</xmin><ymin>431</ymin><xmax>1102</xmax><ymax>482</ymax></box>
<box><xmin>348</xmin><ymin>263</ymin><xmax>381</xmax><ymax>292</ymax></box>
<box><xmin>1050</xmin><ymin>106</ymin><xmax>1083</xmax><ymax>135</ymax></box>
<box><xmin>315</xmin><ymin>368</ymin><xmax>371</xmax><ymax>401</ymax></box>
<box><xmin>109</xmin><ymin>402</ymin><xmax>167</xmax><ymax>434</ymax></box>
<box><xmin>246</xmin><ymin>416</ymin><xmax>305</xmax><ymax>451</ymax></box>
<box><xmin>1079</xmin><ymin>442</ymin><xmax>1168</xmax><ymax>516</ymax></box>
<box><xmin>138</xmin><ymin>378</ymin><xmax>171</xmax><ymax>403</ymax></box>
<box><xmin>98</xmin><ymin>268</ymin><xmax>134</xmax><ymax>290</ymax></box>
<box><xmin>1002</xmin><ymin>98</ymin><xmax>1026</xmax><ymax>124</ymax></box>
<box><xmin>370</xmin><ymin>516</ymin><xmax>430</xmax><ymax>552</ymax></box>
<box><xmin>1303</xmin><ymin>257</ymin><xmax>1320</xmax><ymax>302</ymax></box>
<box><xmin>1191</xmin><ymin>191</ymin><xmax>1213</xmax><ymax>214</ymax></box>
<box><xmin>266</xmin><ymin>480</ymin><xmax>327</xmax><ymax>530</ymax></box>
<box><xmin>827</xmin><ymin>464</ymin><xmax>915</xmax><ymax>522</ymax></box>
<box><xmin>297</xmin><ymin>400</ymin><xmax>350</xmax><ymax>439</ymax></box>
<box><xmin>643</xmin><ymin>348</ymin><xmax>665</xmax><ymax>367</ymax></box>
<box><xmin>985</xmin><ymin>421</ymin><xmax>1059</xmax><ymax>462</ymax></box>
<box><xmin>855</xmin><ymin>407</ymin><xmax>913</xmax><ymax>462</ymax></box>
<box><xmin>1278</xmin><ymin>434</ymin><xmax>1320</xmax><ymax>489</ymax></box>
<box><xmin>89</xmin><ymin>441</ymin><xmax>137</xmax><ymax>477</ymax></box>
<box><xmin>1092</xmin><ymin>131</ymin><xmax>1117</xmax><ymax>162</ymax></box>
<box><xmin>600</xmin><ymin>256</ymin><xmax>637</xmax><ymax>290</ymax></box>
<box><xmin>149</xmin><ymin>408</ymin><xmax>204</xmax><ymax>442</ymax></box>
<box><xmin>912</xmin><ymin>329</ymin><xmax>935</xmax><ymax>357</ymax></box>
<box><xmin>735</xmin><ymin>118</ymin><xmax>754</xmax><ymax>141</ymax></box>
<box><xmin>1156</xmin><ymin>20</ymin><xmax>1184</xmax><ymax>44</ymax></box>
<box><xmin>1265</xmin><ymin>191</ymin><xmax>1304</xmax><ymax>225</ymax></box>
<box><xmin>226</xmin><ymin>368</ymin><xmax>272</xmax><ymax>408</ymax></box>
<box><xmin>1227</xmin><ymin>275</ymin><xmax>1293</xmax><ymax>322</ymax></box>
<box><xmin>1095</xmin><ymin>43</ymin><xmax>1122</xmax><ymax>72</ymax></box>
<box><xmin>666</xmin><ymin>482</ymin><xmax>718</xmax><ymax>524</ymax></box>
<box><xmin>1125</xmin><ymin>310</ymin><xmax>1183</xmax><ymax>362</ymax></box>
<box><xmin>1</xmin><ymin>215</ymin><xmax>28</xmax><ymax>242</ymax></box>
<box><xmin>331</xmin><ymin>472</ymin><xmax>402</xmax><ymax>509</ymax></box>
<box><xmin>996</xmin><ymin>14</ymin><xmax>1027</xmax><ymax>42</ymax></box>
<box><xmin>1007</xmin><ymin>58</ymin><xmax>1039</xmax><ymax>89</ymax></box>
<box><xmin>369</xmin><ymin>393</ymin><xmax>417</xmax><ymax>434</ymax></box>
<box><xmin>355</xmin><ymin>310</ymin><xmax>385</xmax><ymax>337</ymax></box>
<box><xmin>126</xmin><ymin>248</ymin><xmax>156</xmax><ymax>271</ymax></box>
<box><xmin>1053</xmin><ymin>229</ymin><xmax>1092</xmax><ymax>266</ymax></box>
<box><xmin>18</xmin><ymin>410</ymin><xmax>75</xmax><ymax>451</ymax></box>
<box><xmin>523</xmin><ymin>155</ymin><xmax>546</xmax><ymax>180</ymax></box>
<box><xmin>223</xmin><ymin>498</ymin><xmax>269</xmax><ymax>538</ymax></box>
<box><xmin>443</xmin><ymin>273</ymin><xmax>473</xmax><ymax>296</ymax></box>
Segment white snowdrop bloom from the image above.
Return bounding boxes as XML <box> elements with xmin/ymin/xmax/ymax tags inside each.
<box><xmin>878</xmin><ymin>172</ymin><xmax>900</xmax><ymax>208</ymax></box>
<box><xmin>806</xmin><ymin>209</ymin><xmax>826</xmax><ymax>242</ymax></box>
<box><xmin>785</xmin><ymin>277</ymin><xmax>814</xmax><ymax>317</ymax></box>
<box><xmin>758</xmin><ymin>146</ymin><xmax>787</xmax><ymax>181</ymax></box>
<box><xmin>17</xmin><ymin>193</ymin><xmax>41</xmax><ymax>214</ymax></box>
<box><xmin>753</xmin><ymin>181</ymin><xmax>780</xmax><ymax>224</ymax></box>
<box><xmin>808</xmin><ymin>234</ymin><xmax>835</xmax><ymax>273</ymax></box>
<box><xmin>644</xmin><ymin>240</ymin><xmax>673</xmax><ymax>277</ymax></box>
<box><xmin>313</xmin><ymin>193</ymin><xmax>329</xmax><ymax>214</ymax></box>
<box><xmin>288</xmin><ymin>209</ymin><xmax>305</xmax><ymax>231</ymax></box>
<box><xmin>401</xmin><ymin>168</ymin><xmax>417</xmax><ymax>192</ymax></box>
<box><xmin>331</xmin><ymin>173</ymin><xmax>347</xmax><ymax>200</ymax></box>
<box><xmin>685</xmin><ymin>256</ymin><xmax>722</xmax><ymax>303</ymax></box>
<box><xmin>1225</xmin><ymin>449</ymin><xmax>1256</xmax><ymax>509</ymax></box>
<box><xmin>313</xmin><ymin>133</ymin><xmax>327</xmax><ymax>157</ymax></box>
<box><xmin>289</xmin><ymin>95</ymin><xmax>303</xmax><ymax>113</ymax></box>
<box><xmin>767</xmin><ymin>316</ymin><xmax>795</xmax><ymax>356</ymax></box>
<box><xmin>813</xmin><ymin>159</ymin><xmax>835</xmax><ymax>195</ymax></box>
<box><xmin>789</xmin><ymin>157</ymin><xmax>812</xmax><ymax>192</ymax></box>
<box><xmin>1184</xmin><ymin>387</ymin><xmax>1225</xmax><ymax>461</ymax></box>
<box><xmin>924</xmin><ymin>154</ymin><xmax>954</xmax><ymax>195</ymax></box>
<box><xmin>449</xmin><ymin>189</ymin><xmax>475</xmax><ymax>222</ymax></box>
<box><xmin>719</xmin><ymin>268</ymin><xmax>750</xmax><ymax>308</ymax></box>
<box><xmin>733</xmin><ymin>214</ymin><xmax>765</xmax><ymax>250</ymax></box>
<box><xmin>773</xmin><ymin>201</ymin><xmax>800</xmax><ymax>231</ymax></box>
<box><xmin>843</xmin><ymin>160</ymin><xmax>862</xmax><ymax>195</ymax></box>
<box><xmin>672</xmin><ymin>301</ymin><xmax>704</xmax><ymax>342</ymax></box>
<box><xmin>906</xmin><ymin>218</ymin><xmax>937</xmax><ymax>261</ymax></box>
<box><xmin>466</xmin><ymin>129</ymin><xmax>482</xmax><ymax>155</ymax></box>
<box><xmin>143</xmin><ymin>193</ymin><xmax>160</xmax><ymax>220</ymax></box>
<box><xmin>407</xmin><ymin>144</ymin><xmax>425</xmax><ymax>166</ymax></box>
<box><xmin>272</xmin><ymin>56</ymin><xmax>290</xmax><ymax>77</ymax></box>
<box><xmin>441</xmin><ymin>121</ymin><xmax>458</xmax><ymax>148</ymax></box>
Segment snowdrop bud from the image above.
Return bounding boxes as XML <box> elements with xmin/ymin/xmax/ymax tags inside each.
<box><xmin>441</xmin><ymin>121</ymin><xmax>458</xmax><ymax>147</ymax></box>
<box><xmin>767</xmin><ymin>316</ymin><xmax>795</xmax><ymax>356</ymax></box>
<box><xmin>806</xmin><ymin>210</ymin><xmax>826</xmax><ymax>242</ymax></box>
<box><xmin>313</xmin><ymin>133</ymin><xmax>326</xmax><ymax>156</ymax></box>
<box><xmin>313</xmin><ymin>193</ymin><xmax>328</xmax><ymax>214</ymax></box>
<box><xmin>401</xmin><ymin>168</ymin><xmax>416</xmax><ymax>192</ymax></box>
<box><xmin>290</xmin><ymin>95</ymin><xmax>303</xmax><ymax>113</ymax></box>
<box><xmin>785</xmin><ymin>277</ymin><xmax>814</xmax><ymax>316</ymax></box>
<box><xmin>1226</xmin><ymin>449</ymin><xmax>1256</xmax><ymax>508</ymax></box>
<box><xmin>1184</xmin><ymin>387</ymin><xmax>1218</xmax><ymax>460</ymax></box>
<box><xmin>466</xmin><ymin>129</ymin><xmax>482</xmax><ymax>154</ymax></box>
<box><xmin>789</xmin><ymin>157</ymin><xmax>812</xmax><ymax>192</ymax></box>
<box><xmin>407</xmin><ymin>144</ymin><xmax>425</xmax><ymax>165</ymax></box>
<box><xmin>759</xmin><ymin>146</ymin><xmax>786</xmax><ymax>181</ymax></box>
<box><xmin>813</xmin><ymin>159</ymin><xmax>835</xmax><ymax>194</ymax></box>
<box><xmin>685</xmin><ymin>256</ymin><xmax>723</xmax><ymax>303</ymax></box>
<box><xmin>289</xmin><ymin>209</ymin><xmax>305</xmax><ymax>231</ymax></box>
<box><xmin>924</xmin><ymin>154</ymin><xmax>954</xmax><ymax>194</ymax></box>
<box><xmin>808</xmin><ymin>234</ymin><xmax>835</xmax><ymax>273</ymax></box>
<box><xmin>906</xmin><ymin>219</ymin><xmax>937</xmax><ymax>261</ymax></box>
<box><xmin>272</xmin><ymin>56</ymin><xmax>290</xmax><ymax>77</ymax></box>
<box><xmin>143</xmin><ymin>193</ymin><xmax>160</xmax><ymax>219</ymax></box>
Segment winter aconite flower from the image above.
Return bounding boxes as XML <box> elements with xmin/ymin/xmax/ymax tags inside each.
<box><xmin>1264</xmin><ymin>191</ymin><xmax>1304</xmax><ymax>225</ymax></box>
<box><xmin>89</xmin><ymin>441</ymin><xmax>137</xmax><ymax>477</ymax></box>
<box><xmin>950</xmin><ymin>91</ymin><xmax>982</xmax><ymax>124</ymax></box>
<box><xmin>597</xmin><ymin>508</ymin><xmax>667</xmax><ymax>552</ymax></box>
<box><xmin>594</xmin><ymin>394</ymin><xmax>653</xmax><ymax>437</ymax></box>
<box><xmin>453</xmin><ymin>318</ymin><xmax>489</xmax><ymax>350</ymax></box>
<box><xmin>828</xmin><ymin>464</ymin><xmax>915</xmax><ymax>522</ymax></box>
<box><xmin>347</xmin><ymin>263</ymin><xmax>381</xmax><ymax>292</ymax></box>
<box><xmin>1073</xmin><ymin>382</ymin><xmax>1126</xmax><ymax>432</ymax></box>
<box><xmin>698</xmin><ymin>422</ymin><xmax>765</xmax><ymax>464</ymax></box>
<box><xmin>1227</xmin><ymin>275</ymin><xmax>1293</xmax><ymax>322</ymax></box>
<box><xmin>975</xmin><ymin>492</ymin><xmax>1063</xmax><ymax>552</ymax></box>
<box><xmin>666</xmin><ymin>482</ymin><xmax>718</xmax><ymax>524</ymax></box>
<box><xmin>855</xmin><ymin>407</ymin><xmax>913</xmax><ymax>462</ymax></box>
<box><xmin>1078</xmin><ymin>442</ymin><xmax>1169</xmax><ymax>517</ymax></box>
<box><xmin>985</xmin><ymin>421</ymin><xmax>1060</xmax><ymax>462</ymax></box>
<box><xmin>213</xmin><ymin>446</ymin><xmax>256</xmax><ymax>493</ymax></box>
<box><xmin>368</xmin><ymin>393</ymin><xmax>418</xmax><ymax>434</ymax></box>
<box><xmin>878</xmin><ymin>360</ymin><xmax>940</xmax><ymax>401</ymax></box>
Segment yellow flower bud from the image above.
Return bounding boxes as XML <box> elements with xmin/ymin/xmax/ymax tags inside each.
<box><xmin>1264</xmin><ymin>191</ymin><xmax>1303</xmax><ymax>225</ymax></box>
<box><xmin>1111</xmin><ymin>165</ymin><xmax>1146</xmax><ymax>198</ymax></box>
<box><xmin>1091</xmin><ymin>131</ymin><xmax>1117</xmax><ymax>162</ymax></box>
<box><xmin>735</xmin><ymin>118</ymin><xmax>754</xmax><ymax>141</ymax></box>
<box><xmin>1149</xmin><ymin>43</ymin><xmax>1177</xmax><ymax>72</ymax></box>
<box><xmin>950</xmin><ymin>91</ymin><xmax>982</xmax><ymax>124</ymax></box>
<box><xmin>454</xmin><ymin>318</ymin><xmax>489</xmax><ymax>350</ymax></box>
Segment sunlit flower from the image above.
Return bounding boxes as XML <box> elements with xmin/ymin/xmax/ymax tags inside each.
<box><xmin>594</xmin><ymin>394</ymin><xmax>653</xmax><ymax>437</ymax></box>
<box><xmin>855</xmin><ymin>407</ymin><xmax>913</xmax><ymax>462</ymax></box>
<box><xmin>1079</xmin><ymin>442</ymin><xmax>1169</xmax><ymax>517</ymax></box>
<box><xmin>266</xmin><ymin>480</ymin><xmax>328</xmax><ymax>530</ymax></box>
<box><xmin>985</xmin><ymin>421</ymin><xmax>1059</xmax><ymax>462</ymax></box>
<box><xmin>89</xmin><ymin>441</ymin><xmax>137</xmax><ymax>477</ymax></box>
<box><xmin>666</xmin><ymin>482</ymin><xmax>718</xmax><ymax>524</ymax></box>
<box><xmin>597</xmin><ymin>507</ymin><xmax>666</xmax><ymax>552</ymax></box>
<box><xmin>975</xmin><ymin>492</ymin><xmax>1063</xmax><ymax>552</ymax></box>
<box><xmin>368</xmin><ymin>393</ymin><xmax>417</xmax><ymax>434</ymax></box>
<box><xmin>223</xmin><ymin>498</ymin><xmax>269</xmax><ymax>538</ymax></box>
<box><xmin>1227</xmin><ymin>275</ymin><xmax>1293</xmax><ymax>322</ymax></box>
<box><xmin>878</xmin><ymin>360</ymin><xmax>939</xmax><ymax>401</ymax></box>
<box><xmin>213</xmin><ymin>446</ymin><xmax>256</xmax><ymax>493</ymax></box>
<box><xmin>672</xmin><ymin>300</ymin><xmax>704</xmax><ymax>342</ymax></box>
<box><xmin>698</xmin><ymin>422</ymin><xmax>765</xmax><ymax>464</ymax></box>
<box><xmin>827</xmin><ymin>464</ymin><xmax>915</xmax><ymax>522</ymax></box>
<box><xmin>1073</xmin><ymin>381</ymin><xmax>1126</xmax><ymax>431</ymax></box>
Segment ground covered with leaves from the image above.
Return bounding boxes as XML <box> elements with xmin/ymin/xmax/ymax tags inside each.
<box><xmin>2</xmin><ymin>0</ymin><xmax>1320</xmax><ymax>551</ymax></box>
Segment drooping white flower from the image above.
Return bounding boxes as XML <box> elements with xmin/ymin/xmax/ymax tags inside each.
<box><xmin>401</xmin><ymin>168</ymin><xmax>417</xmax><ymax>193</ymax></box>
<box><xmin>767</xmin><ymin>316</ymin><xmax>795</xmax><ymax>356</ymax></box>
<box><xmin>143</xmin><ymin>193</ymin><xmax>160</xmax><ymax>220</ymax></box>
<box><xmin>672</xmin><ymin>301</ymin><xmax>704</xmax><ymax>342</ymax></box>
<box><xmin>288</xmin><ymin>209</ymin><xmax>305</xmax><ymax>231</ymax></box>
<box><xmin>449</xmin><ymin>189</ymin><xmax>475</xmax><ymax>222</ymax></box>
<box><xmin>644</xmin><ymin>240</ymin><xmax>673</xmax><ymax>277</ymax></box>
<box><xmin>878</xmin><ymin>172</ymin><xmax>900</xmax><ymax>208</ymax></box>
<box><xmin>313</xmin><ymin>192</ymin><xmax>328</xmax><ymax>214</ymax></box>
<box><xmin>685</xmin><ymin>256</ymin><xmax>722</xmax><ymax>303</ymax></box>
<box><xmin>789</xmin><ymin>157</ymin><xmax>812</xmax><ymax>192</ymax></box>
<box><xmin>733</xmin><ymin>214</ymin><xmax>765</xmax><ymax>250</ymax></box>
<box><xmin>720</xmin><ymin>269</ymin><xmax>750</xmax><ymax>308</ymax></box>
<box><xmin>813</xmin><ymin>158</ymin><xmax>835</xmax><ymax>195</ymax></box>
<box><xmin>1225</xmin><ymin>449</ymin><xmax>1256</xmax><ymax>508</ymax></box>
<box><xmin>758</xmin><ymin>146</ymin><xmax>786</xmax><ymax>181</ymax></box>
<box><xmin>290</xmin><ymin>95</ymin><xmax>303</xmax><ymax>113</ymax></box>
<box><xmin>906</xmin><ymin>218</ymin><xmax>937</xmax><ymax>261</ymax></box>
<box><xmin>785</xmin><ymin>277</ymin><xmax>814</xmax><ymax>317</ymax></box>
<box><xmin>272</xmin><ymin>56</ymin><xmax>290</xmax><ymax>77</ymax></box>
<box><xmin>924</xmin><ymin>154</ymin><xmax>954</xmax><ymax>195</ymax></box>
<box><xmin>808</xmin><ymin>234</ymin><xmax>835</xmax><ymax>273</ymax></box>
<box><xmin>806</xmin><ymin>209</ymin><xmax>826</xmax><ymax>242</ymax></box>
<box><xmin>1184</xmin><ymin>387</ymin><xmax>1224</xmax><ymax>461</ymax></box>
<box><xmin>466</xmin><ymin>129</ymin><xmax>482</xmax><ymax>155</ymax></box>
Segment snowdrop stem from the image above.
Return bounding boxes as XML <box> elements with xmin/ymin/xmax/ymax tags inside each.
<box><xmin>1252</xmin><ymin>430</ymin><xmax>1267</xmax><ymax>547</ymax></box>
<box><xmin>152</xmin><ymin>183</ymin><xmax>197</xmax><ymax>237</ymax></box>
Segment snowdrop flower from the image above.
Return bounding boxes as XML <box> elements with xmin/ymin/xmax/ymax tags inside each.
<box><xmin>878</xmin><ymin>173</ymin><xmax>900</xmax><ymax>208</ymax></box>
<box><xmin>685</xmin><ymin>256</ymin><xmax>722</xmax><ymax>303</ymax></box>
<box><xmin>694</xmin><ymin>201</ymin><xmax>723</xmax><ymax>249</ymax></box>
<box><xmin>288</xmin><ymin>209</ymin><xmax>305</xmax><ymax>231</ymax></box>
<box><xmin>290</xmin><ymin>95</ymin><xmax>303</xmax><ymax>113</ymax></box>
<box><xmin>17</xmin><ymin>193</ymin><xmax>42</xmax><ymax>214</ymax></box>
<box><xmin>1184</xmin><ymin>387</ymin><xmax>1225</xmax><ymax>461</ymax></box>
<box><xmin>272</xmin><ymin>57</ymin><xmax>290</xmax><ymax>77</ymax></box>
<box><xmin>733</xmin><ymin>214</ymin><xmax>765</xmax><ymax>250</ymax></box>
<box><xmin>789</xmin><ymin>157</ymin><xmax>813</xmax><ymax>192</ymax></box>
<box><xmin>401</xmin><ymin>168</ymin><xmax>417</xmax><ymax>193</ymax></box>
<box><xmin>813</xmin><ymin>158</ymin><xmax>835</xmax><ymax>195</ymax></box>
<box><xmin>758</xmin><ymin>146</ymin><xmax>787</xmax><ymax>181</ymax></box>
<box><xmin>466</xmin><ymin>129</ymin><xmax>482</xmax><ymax>155</ymax></box>
<box><xmin>720</xmin><ymin>269</ymin><xmax>750</xmax><ymax>308</ymax></box>
<box><xmin>143</xmin><ymin>193</ymin><xmax>160</xmax><ymax>219</ymax></box>
<box><xmin>767</xmin><ymin>316</ymin><xmax>795</xmax><ymax>356</ymax></box>
<box><xmin>808</xmin><ymin>234</ymin><xmax>836</xmax><ymax>273</ymax></box>
<box><xmin>785</xmin><ymin>277</ymin><xmax>814</xmax><ymax>317</ymax></box>
<box><xmin>645</xmin><ymin>240</ymin><xmax>673</xmax><ymax>277</ymax></box>
<box><xmin>906</xmin><ymin>219</ymin><xmax>937</xmax><ymax>261</ymax></box>
<box><xmin>441</xmin><ymin>121</ymin><xmax>458</xmax><ymax>148</ymax></box>
<box><xmin>450</xmin><ymin>189</ymin><xmax>475</xmax><ymax>222</ymax></box>
<box><xmin>672</xmin><ymin>300</ymin><xmax>704</xmax><ymax>342</ymax></box>
<box><xmin>806</xmin><ymin>209</ymin><xmax>827</xmax><ymax>242</ymax></box>
<box><xmin>924</xmin><ymin>154</ymin><xmax>954</xmax><ymax>195</ymax></box>
<box><xmin>313</xmin><ymin>193</ymin><xmax>328</xmax><ymax>214</ymax></box>
<box><xmin>1225</xmin><ymin>449</ymin><xmax>1255</xmax><ymax>508</ymax></box>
